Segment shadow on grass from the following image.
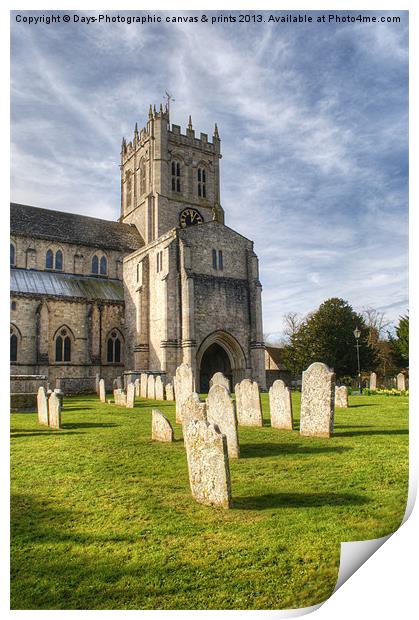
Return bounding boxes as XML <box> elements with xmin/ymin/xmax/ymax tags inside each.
<box><xmin>348</xmin><ymin>404</ymin><xmax>375</xmax><ymax>408</ymax></box>
<box><xmin>240</xmin><ymin>443</ymin><xmax>351</xmax><ymax>458</ymax></box>
<box><xmin>11</xmin><ymin>430</ymin><xmax>83</xmax><ymax>438</ymax></box>
<box><xmin>234</xmin><ymin>491</ymin><xmax>369</xmax><ymax>510</ymax></box>
<box><xmin>334</xmin><ymin>429</ymin><xmax>408</xmax><ymax>438</ymax></box>
<box><xmin>61</xmin><ymin>422</ymin><xmax>118</xmax><ymax>430</ymax></box>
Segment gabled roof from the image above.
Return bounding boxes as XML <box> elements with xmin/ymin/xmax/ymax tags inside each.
<box><xmin>11</xmin><ymin>268</ymin><xmax>124</xmax><ymax>302</ymax></box>
<box><xmin>10</xmin><ymin>203</ymin><xmax>143</xmax><ymax>253</ymax></box>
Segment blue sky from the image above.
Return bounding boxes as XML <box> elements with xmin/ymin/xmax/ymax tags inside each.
<box><xmin>10</xmin><ymin>10</ymin><xmax>408</xmax><ymax>340</ymax></box>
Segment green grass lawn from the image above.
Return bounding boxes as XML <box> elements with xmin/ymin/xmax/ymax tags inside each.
<box><xmin>10</xmin><ymin>392</ymin><xmax>409</xmax><ymax>610</ymax></box>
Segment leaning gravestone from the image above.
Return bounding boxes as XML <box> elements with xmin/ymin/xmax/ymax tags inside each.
<box><xmin>175</xmin><ymin>363</ymin><xmax>194</xmax><ymax>423</ymax></box>
<box><xmin>37</xmin><ymin>386</ymin><xmax>49</xmax><ymax>426</ymax></box>
<box><xmin>126</xmin><ymin>382</ymin><xmax>135</xmax><ymax>408</ymax></box>
<box><xmin>140</xmin><ymin>373</ymin><xmax>148</xmax><ymax>398</ymax></box>
<box><xmin>335</xmin><ymin>385</ymin><xmax>349</xmax><ymax>408</ymax></box>
<box><xmin>147</xmin><ymin>374</ymin><xmax>156</xmax><ymax>400</ymax></box>
<box><xmin>48</xmin><ymin>391</ymin><xmax>62</xmax><ymax>429</ymax></box>
<box><xmin>155</xmin><ymin>375</ymin><xmax>165</xmax><ymax>400</ymax></box>
<box><xmin>99</xmin><ymin>378</ymin><xmax>106</xmax><ymax>403</ymax></box>
<box><xmin>209</xmin><ymin>372</ymin><xmax>230</xmax><ymax>392</ymax></box>
<box><xmin>300</xmin><ymin>362</ymin><xmax>335</xmax><ymax>438</ymax></box>
<box><xmin>165</xmin><ymin>382</ymin><xmax>175</xmax><ymax>401</ymax></box>
<box><xmin>397</xmin><ymin>372</ymin><xmax>406</xmax><ymax>391</ymax></box>
<box><xmin>369</xmin><ymin>372</ymin><xmax>377</xmax><ymax>391</ymax></box>
<box><xmin>134</xmin><ymin>378</ymin><xmax>140</xmax><ymax>397</ymax></box>
<box><xmin>269</xmin><ymin>379</ymin><xmax>293</xmax><ymax>430</ymax></box>
<box><xmin>181</xmin><ymin>393</ymin><xmax>207</xmax><ymax>428</ymax></box>
<box><xmin>183</xmin><ymin>418</ymin><xmax>232</xmax><ymax>508</ymax></box>
<box><xmin>235</xmin><ymin>378</ymin><xmax>263</xmax><ymax>427</ymax></box>
<box><xmin>206</xmin><ymin>384</ymin><xmax>239</xmax><ymax>458</ymax></box>
<box><xmin>152</xmin><ymin>409</ymin><xmax>174</xmax><ymax>442</ymax></box>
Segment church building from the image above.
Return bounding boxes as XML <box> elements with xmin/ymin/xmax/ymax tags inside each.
<box><xmin>10</xmin><ymin>104</ymin><xmax>266</xmax><ymax>392</ymax></box>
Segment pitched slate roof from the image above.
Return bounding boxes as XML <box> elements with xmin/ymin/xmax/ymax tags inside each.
<box><xmin>11</xmin><ymin>268</ymin><xmax>124</xmax><ymax>302</ymax></box>
<box><xmin>10</xmin><ymin>203</ymin><xmax>143</xmax><ymax>252</ymax></box>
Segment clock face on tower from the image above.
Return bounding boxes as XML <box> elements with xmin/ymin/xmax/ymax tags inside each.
<box><xmin>179</xmin><ymin>208</ymin><xmax>204</xmax><ymax>228</ymax></box>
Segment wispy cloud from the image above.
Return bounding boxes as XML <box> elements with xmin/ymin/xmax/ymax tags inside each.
<box><xmin>10</xmin><ymin>10</ymin><xmax>408</xmax><ymax>335</ymax></box>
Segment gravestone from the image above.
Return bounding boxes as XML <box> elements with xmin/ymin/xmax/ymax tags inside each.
<box><xmin>300</xmin><ymin>362</ymin><xmax>335</xmax><ymax>438</ymax></box>
<box><xmin>209</xmin><ymin>372</ymin><xmax>230</xmax><ymax>392</ymax></box>
<box><xmin>48</xmin><ymin>391</ymin><xmax>62</xmax><ymax>429</ymax></box>
<box><xmin>235</xmin><ymin>378</ymin><xmax>263</xmax><ymax>427</ymax></box>
<box><xmin>165</xmin><ymin>382</ymin><xmax>175</xmax><ymax>401</ymax></box>
<box><xmin>155</xmin><ymin>375</ymin><xmax>165</xmax><ymax>400</ymax></box>
<box><xmin>99</xmin><ymin>379</ymin><xmax>106</xmax><ymax>403</ymax></box>
<box><xmin>54</xmin><ymin>388</ymin><xmax>64</xmax><ymax>410</ymax></box>
<box><xmin>140</xmin><ymin>373</ymin><xmax>148</xmax><ymax>398</ymax></box>
<box><xmin>369</xmin><ymin>372</ymin><xmax>377</xmax><ymax>391</ymax></box>
<box><xmin>181</xmin><ymin>393</ymin><xmax>207</xmax><ymax>428</ymax></box>
<box><xmin>134</xmin><ymin>378</ymin><xmax>140</xmax><ymax>397</ymax></box>
<box><xmin>207</xmin><ymin>384</ymin><xmax>239</xmax><ymax>458</ymax></box>
<box><xmin>147</xmin><ymin>374</ymin><xmax>156</xmax><ymax>400</ymax></box>
<box><xmin>114</xmin><ymin>388</ymin><xmax>127</xmax><ymax>406</ymax></box>
<box><xmin>396</xmin><ymin>372</ymin><xmax>406</xmax><ymax>391</ymax></box>
<box><xmin>152</xmin><ymin>409</ymin><xmax>174</xmax><ymax>442</ymax></box>
<box><xmin>183</xmin><ymin>418</ymin><xmax>232</xmax><ymax>508</ymax></box>
<box><xmin>335</xmin><ymin>385</ymin><xmax>349</xmax><ymax>408</ymax></box>
<box><xmin>269</xmin><ymin>379</ymin><xmax>293</xmax><ymax>430</ymax></box>
<box><xmin>126</xmin><ymin>382</ymin><xmax>135</xmax><ymax>408</ymax></box>
<box><xmin>175</xmin><ymin>363</ymin><xmax>194</xmax><ymax>423</ymax></box>
<box><xmin>37</xmin><ymin>386</ymin><xmax>49</xmax><ymax>426</ymax></box>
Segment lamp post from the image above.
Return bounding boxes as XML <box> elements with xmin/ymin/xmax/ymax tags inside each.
<box><xmin>353</xmin><ymin>326</ymin><xmax>362</xmax><ymax>394</ymax></box>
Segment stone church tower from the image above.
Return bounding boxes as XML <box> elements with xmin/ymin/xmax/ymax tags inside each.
<box><xmin>121</xmin><ymin>105</ymin><xmax>266</xmax><ymax>391</ymax></box>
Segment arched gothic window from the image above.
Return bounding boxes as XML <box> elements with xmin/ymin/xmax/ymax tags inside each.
<box><xmin>92</xmin><ymin>255</ymin><xmax>99</xmax><ymax>274</ymax></box>
<box><xmin>10</xmin><ymin>243</ymin><xmax>16</xmax><ymax>267</ymax></box>
<box><xmin>198</xmin><ymin>168</ymin><xmax>207</xmax><ymax>198</ymax></box>
<box><xmin>100</xmin><ymin>256</ymin><xmax>107</xmax><ymax>275</ymax></box>
<box><xmin>55</xmin><ymin>328</ymin><xmax>71</xmax><ymax>362</ymax></box>
<box><xmin>171</xmin><ymin>161</ymin><xmax>181</xmax><ymax>192</ymax></box>
<box><xmin>107</xmin><ymin>330</ymin><xmax>122</xmax><ymax>363</ymax></box>
<box><xmin>10</xmin><ymin>327</ymin><xmax>18</xmax><ymax>362</ymax></box>
<box><xmin>55</xmin><ymin>249</ymin><xmax>63</xmax><ymax>271</ymax></box>
<box><xmin>139</xmin><ymin>158</ymin><xmax>146</xmax><ymax>195</ymax></box>
<box><xmin>46</xmin><ymin>249</ymin><xmax>54</xmax><ymax>269</ymax></box>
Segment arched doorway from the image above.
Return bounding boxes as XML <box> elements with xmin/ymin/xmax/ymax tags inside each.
<box><xmin>199</xmin><ymin>343</ymin><xmax>232</xmax><ymax>393</ymax></box>
<box><xmin>197</xmin><ymin>330</ymin><xmax>247</xmax><ymax>393</ymax></box>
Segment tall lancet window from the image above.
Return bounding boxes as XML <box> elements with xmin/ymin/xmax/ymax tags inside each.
<box><xmin>198</xmin><ymin>168</ymin><xmax>206</xmax><ymax>198</ymax></box>
<box><xmin>171</xmin><ymin>161</ymin><xmax>181</xmax><ymax>192</ymax></box>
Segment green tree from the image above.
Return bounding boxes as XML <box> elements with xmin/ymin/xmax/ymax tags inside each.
<box><xmin>389</xmin><ymin>313</ymin><xmax>409</xmax><ymax>368</ymax></box>
<box><xmin>282</xmin><ymin>298</ymin><xmax>376</xmax><ymax>378</ymax></box>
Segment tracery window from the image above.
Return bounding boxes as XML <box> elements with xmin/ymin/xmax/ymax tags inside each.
<box><xmin>107</xmin><ymin>330</ymin><xmax>122</xmax><ymax>363</ymax></box>
<box><xmin>171</xmin><ymin>161</ymin><xmax>181</xmax><ymax>192</ymax></box>
<box><xmin>55</xmin><ymin>328</ymin><xmax>71</xmax><ymax>362</ymax></box>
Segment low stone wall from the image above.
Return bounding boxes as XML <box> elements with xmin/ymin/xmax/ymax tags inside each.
<box><xmin>11</xmin><ymin>393</ymin><xmax>37</xmax><ymax>412</ymax></box>
<box><xmin>10</xmin><ymin>375</ymin><xmax>48</xmax><ymax>394</ymax></box>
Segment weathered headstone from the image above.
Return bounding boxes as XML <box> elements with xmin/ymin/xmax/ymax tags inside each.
<box><xmin>114</xmin><ymin>388</ymin><xmax>127</xmax><ymax>406</ymax></box>
<box><xmin>134</xmin><ymin>378</ymin><xmax>140</xmax><ymax>397</ymax></box>
<box><xmin>99</xmin><ymin>378</ymin><xmax>106</xmax><ymax>403</ymax></box>
<box><xmin>37</xmin><ymin>386</ymin><xmax>49</xmax><ymax>426</ymax></box>
<box><xmin>300</xmin><ymin>362</ymin><xmax>335</xmax><ymax>438</ymax></box>
<box><xmin>235</xmin><ymin>378</ymin><xmax>263</xmax><ymax>427</ymax></box>
<box><xmin>397</xmin><ymin>372</ymin><xmax>406</xmax><ymax>391</ymax></box>
<box><xmin>155</xmin><ymin>375</ymin><xmax>165</xmax><ymax>400</ymax></box>
<box><xmin>209</xmin><ymin>372</ymin><xmax>230</xmax><ymax>392</ymax></box>
<box><xmin>165</xmin><ymin>382</ymin><xmax>175</xmax><ymax>401</ymax></box>
<box><xmin>181</xmin><ymin>393</ymin><xmax>207</xmax><ymax>428</ymax></box>
<box><xmin>335</xmin><ymin>385</ymin><xmax>349</xmax><ymax>408</ymax></box>
<box><xmin>183</xmin><ymin>418</ymin><xmax>232</xmax><ymax>508</ymax></box>
<box><xmin>54</xmin><ymin>388</ymin><xmax>64</xmax><ymax>410</ymax></box>
<box><xmin>152</xmin><ymin>409</ymin><xmax>174</xmax><ymax>442</ymax></box>
<box><xmin>369</xmin><ymin>372</ymin><xmax>377</xmax><ymax>391</ymax></box>
<box><xmin>126</xmin><ymin>382</ymin><xmax>135</xmax><ymax>408</ymax></box>
<box><xmin>140</xmin><ymin>373</ymin><xmax>148</xmax><ymax>398</ymax></box>
<box><xmin>206</xmin><ymin>384</ymin><xmax>239</xmax><ymax>458</ymax></box>
<box><xmin>147</xmin><ymin>374</ymin><xmax>156</xmax><ymax>400</ymax></box>
<box><xmin>48</xmin><ymin>391</ymin><xmax>62</xmax><ymax>429</ymax></box>
<box><xmin>175</xmin><ymin>363</ymin><xmax>194</xmax><ymax>423</ymax></box>
<box><xmin>269</xmin><ymin>379</ymin><xmax>293</xmax><ymax>430</ymax></box>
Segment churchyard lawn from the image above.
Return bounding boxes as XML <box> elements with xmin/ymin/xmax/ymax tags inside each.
<box><xmin>10</xmin><ymin>393</ymin><xmax>408</xmax><ymax>610</ymax></box>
